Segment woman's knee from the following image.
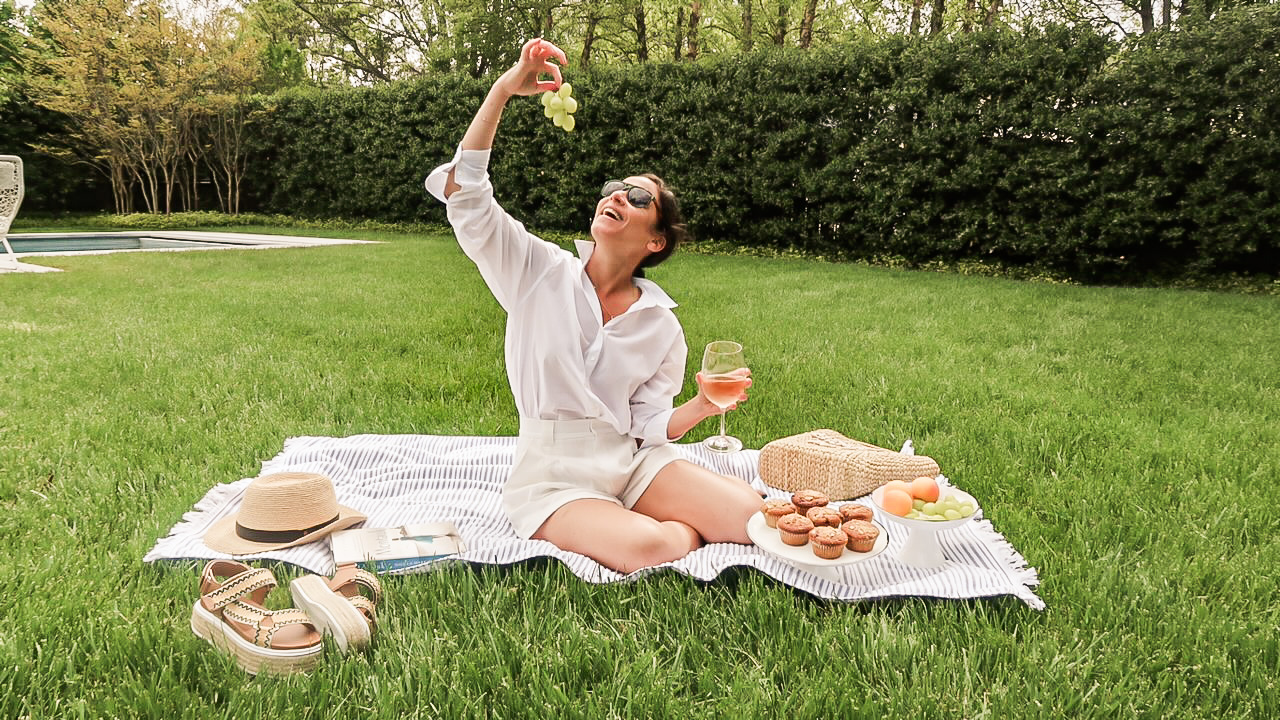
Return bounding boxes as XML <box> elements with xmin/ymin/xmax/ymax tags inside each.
<box><xmin>618</xmin><ymin>521</ymin><xmax>699</xmax><ymax>572</ymax></box>
<box><xmin>699</xmin><ymin>483</ymin><xmax>761</xmax><ymax>544</ymax></box>
<box><xmin>731</xmin><ymin>478</ymin><xmax>766</xmax><ymax>507</ymax></box>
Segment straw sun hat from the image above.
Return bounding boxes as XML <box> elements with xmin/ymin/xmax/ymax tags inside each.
<box><xmin>203</xmin><ymin>472</ymin><xmax>366</xmax><ymax>555</ymax></box>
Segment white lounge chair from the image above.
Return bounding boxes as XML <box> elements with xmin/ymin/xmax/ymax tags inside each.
<box><xmin>1</xmin><ymin>155</ymin><xmax>23</xmax><ymax>268</ymax></box>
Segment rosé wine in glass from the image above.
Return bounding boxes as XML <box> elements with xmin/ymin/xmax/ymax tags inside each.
<box><xmin>702</xmin><ymin>373</ymin><xmax>751</xmax><ymax>409</ymax></box>
<box><xmin>701</xmin><ymin>340</ymin><xmax>748</xmax><ymax>453</ymax></box>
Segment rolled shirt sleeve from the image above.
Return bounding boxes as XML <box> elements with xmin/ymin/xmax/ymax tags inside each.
<box><xmin>425</xmin><ymin>145</ymin><xmax>566</xmax><ymax>314</ymax></box>
<box><xmin>629</xmin><ymin>330</ymin><xmax>688</xmax><ymax>447</ymax></box>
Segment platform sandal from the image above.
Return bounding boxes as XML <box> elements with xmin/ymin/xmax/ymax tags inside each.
<box><xmin>290</xmin><ymin>563</ymin><xmax>382</xmax><ymax>653</ymax></box>
<box><xmin>190</xmin><ymin>560</ymin><xmax>324</xmax><ymax>675</ymax></box>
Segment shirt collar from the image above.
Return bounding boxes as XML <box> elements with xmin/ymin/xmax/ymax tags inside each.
<box><xmin>575</xmin><ymin>239</ymin><xmax>678</xmax><ymax>310</ymax></box>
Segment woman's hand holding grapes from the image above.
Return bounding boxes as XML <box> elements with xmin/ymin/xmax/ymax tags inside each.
<box><xmin>496</xmin><ymin>38</ymin><xmax>568</xmax><ymax>99</ymax></box>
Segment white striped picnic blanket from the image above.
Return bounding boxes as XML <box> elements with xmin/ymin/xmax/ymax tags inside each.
<box><xmin>145</xmin><ymin>434</ymin><xmax>1043</xmax><ymax>609</ymax></box>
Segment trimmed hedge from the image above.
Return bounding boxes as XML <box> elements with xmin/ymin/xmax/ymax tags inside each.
<box><xmin>1075</xmin><ymin>15</ymin><xmax>1280</xmax><ymax>279</ymax></box>
<box><xmin>9</xmin><ymin>7</ymin><xmax>1276</xmax><ymax>283</ymax></box>
<box><xmin>241</xmin><ymin>9</ymin><xmax>1280</xmax><ymax>282</ymax></box>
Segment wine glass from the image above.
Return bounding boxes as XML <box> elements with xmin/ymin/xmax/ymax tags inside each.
<box><xmin>701</xmin><ymin>340</ymin><xmax>748</xmax><ymax>453</ymax></box>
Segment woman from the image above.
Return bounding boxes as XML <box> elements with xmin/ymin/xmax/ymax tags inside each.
<box><xmin>424</xmin><ymin>38</ymin><xmax>761</xmax><ymax>573</ymax></box>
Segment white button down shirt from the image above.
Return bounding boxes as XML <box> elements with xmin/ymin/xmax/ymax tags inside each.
<box><xmin>425</xmin><ymin>147</ymin><xmax>687</xmax><ymax>447</ymax></box>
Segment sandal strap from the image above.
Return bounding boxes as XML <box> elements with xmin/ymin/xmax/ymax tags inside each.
<box><xmin>203</xmin><ymin>567</ymin><xmax>277</xmax><ymax>611</ymax></box>
<box><xmin>331</xmin><ymin>564</ymin><xmax>383</xmax><ymax>606</ymax></box>
<box><xmin>221</xmin><ymin>603</ymin><xmax>315</xmax><ymax>648</ymax></box>
<box><xmin>350</xmin><ymin>568</ymin><xmax>382</xmax><ymax>606</ymax></box>
<box><xmin>256</xmin><ymin>608</ymin><xmax>315</xmax><ymax>648</ymax></box>
<box><xmin>347</xmin><ymin>594</ymin><xmax>377</xmax><ymax>625</ymax></box>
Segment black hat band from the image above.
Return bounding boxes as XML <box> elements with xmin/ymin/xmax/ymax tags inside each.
<box><xmin>235</xmin><ymin>515</ymin><xmax>339</xmax><ymax>544</ymax></box>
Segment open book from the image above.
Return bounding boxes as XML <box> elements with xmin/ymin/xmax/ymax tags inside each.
<box><xmin>330</xmin><ymin>522</ymin><xmax>466</xmax><ymax>573</ymax></box>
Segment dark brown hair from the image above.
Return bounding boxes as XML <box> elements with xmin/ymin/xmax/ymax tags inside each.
<box><xmin>635</xmin><ymin>173</ymin><xmax>690</xmax><ymax>278</ymax></box>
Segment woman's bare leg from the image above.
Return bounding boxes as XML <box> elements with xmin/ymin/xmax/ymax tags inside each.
<box><xmin>630</xmin><ymin>460</ymin><xmax>763</xmax><ymax>544</ymax></box>
<box><xmin>532</xmin><ymin>498</ymin><xmax>701</xmax><ymax>574</ymax></box>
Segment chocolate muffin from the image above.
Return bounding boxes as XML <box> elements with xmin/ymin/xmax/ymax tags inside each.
<box><xmin>790</xmin><ymin>489</ymin><xmax>829</xmax><ymax>518</ymax></box>
<box><xmin>841</xmin><ymin>519</ymin><xmax>880</xmax><ymax>553</ymax></box>
<box><xmin>806</xmin><ymin>506</ymin><xmax>843</xmax><ymax>529</ymax></box>
<box><xmin>808</xmin><ymin>527</ymin><xmax>847</xmax><ymax>560</ymax></box>
<box><xmin>761</xmin><ymin>499</ymin><xmax>797</xmax><ymax>529</ymax></box>
<box><xmin>838</xmin><ymin>503</ymin><xmax>874</xmax><ymax>523</ymax></box>
<box><xmin>776</xmin><ymin>513</ymin><xmax>815</xmax><ymax>546</ymax></box>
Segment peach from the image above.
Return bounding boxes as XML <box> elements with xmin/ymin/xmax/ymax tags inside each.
<box><xmin>880</xmin><ymin>487</ymin><xmax>914</xmax><ymax>517</ymax></box>
<box><xmin>910</xmin><ymin>476</ymin><xmax>940</xmax><ymax>503</ymax></box>
<box><xmin>883</xmin><ymin>479</ymin><xmax>912</xmax><ymax>495</ymax></box>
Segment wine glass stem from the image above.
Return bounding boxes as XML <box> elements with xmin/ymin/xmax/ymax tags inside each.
<box><xmin>718</xmin><ymin>409</ymin><xmax>728</xmax><ymax>440</ymax></box>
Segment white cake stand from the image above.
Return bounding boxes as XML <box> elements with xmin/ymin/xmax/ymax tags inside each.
<box><xmin>870</xmin><ymin>484</ymin><xmax>979</xmax><ymax>569</ymax></box>
<box><xmin>746</xmin><ymin>512</ymin><xmax>889</xmax><ymax>583</ymax></box>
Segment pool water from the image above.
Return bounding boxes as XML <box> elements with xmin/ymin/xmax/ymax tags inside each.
<box><xmin>3</xmin><ymin>232</ymin><xmax>375</xmax><ymax>273</ymax></box>
<box><xmin>7</xmin><ymin>234</ymin><xmax>239</xmax><ymax>254</ymax></box>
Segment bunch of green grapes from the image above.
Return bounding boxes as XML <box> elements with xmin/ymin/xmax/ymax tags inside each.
<box><xmin>905</xmin><ymin>494</ymin><xmax>976</xmax><ymax>521</ymax></box>
<box><xmin>541</xmin><ymin>83</ymin><xmax>579</xmax><ymax>132</ymax></box>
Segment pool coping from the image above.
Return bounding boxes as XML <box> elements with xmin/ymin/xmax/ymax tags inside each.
<box><xmin>1</xmin><ymin>231</ymin><xmax>379</xmax><ymax>274</ymax></box>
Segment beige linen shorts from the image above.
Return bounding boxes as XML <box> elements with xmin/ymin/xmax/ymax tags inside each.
<box><xmin>503</xmin><ymin>417</ymin><xmax>683</xmax><ymax>539</ymax></box>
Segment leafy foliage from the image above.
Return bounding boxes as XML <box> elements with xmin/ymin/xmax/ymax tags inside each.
<box><xmin>8</xmin><ymin>5</ymin><xmax>1278</xmax><ymax>282</ymax></box>
<box><xmin>239</xmin><ymin>8</ymin><xmax>1279</xmax><ymax>282</ymax></box>
<box><xmin>0</xmin><ymin>1</ymin><xmax>108</xmax><ymax>210</ymax></box>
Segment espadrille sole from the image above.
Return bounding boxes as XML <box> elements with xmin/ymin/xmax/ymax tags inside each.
<box><xmin>190</xmin><ymin>601</ymin><xmax>323</xmax><ymax>675</ymax></box>
<box><xmin>290</xmin><ymin>574</ymin><xmax>371</xmax><ymax>653</ymax></box>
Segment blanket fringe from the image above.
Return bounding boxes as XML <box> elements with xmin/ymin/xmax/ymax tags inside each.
<box><xmin>972</xmin><ymin>518</ymin><xmax>1045</xmax><ymax>610</ymax></box>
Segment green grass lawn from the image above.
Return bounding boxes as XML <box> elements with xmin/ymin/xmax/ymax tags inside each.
<box><xmin>2</xmin><ymin>224</ymin><xmax>1277</xmax><ymax>718</ymax></box>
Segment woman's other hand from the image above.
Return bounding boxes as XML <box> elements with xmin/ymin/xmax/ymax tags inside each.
<box><xmin>496</xmin><ymin>38</ymin><xmax>568</xmax><ymax>98</ymax></box>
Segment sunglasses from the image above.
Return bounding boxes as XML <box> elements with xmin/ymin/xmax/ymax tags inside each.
<box><xmin>600</xmin><ymin>180</ymin><xmax>656</xmax><ymax>210</ymax></box>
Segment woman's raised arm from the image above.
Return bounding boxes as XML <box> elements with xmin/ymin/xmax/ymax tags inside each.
<box><xmin>443</xmin><ymin>39</ymin><xmax>568</xmax><ymax>198</ymax></box>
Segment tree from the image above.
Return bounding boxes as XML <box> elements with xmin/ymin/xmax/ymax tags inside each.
<box><xmin>190</xmin><ymin>0</ymin><xmax>266</xmax><ymax>214</ymax></box>
<box><xmin>277</xmin><ymin>0</ymin><xmax>566</xmax><ymax>81</ymax></box>
<box><xmin>910</xmin><ymin>0</ymin><xmax>924</xmax><ymax>32</ymax></box>
<box><xmin>285</xmin><ymin>0</ymin><xmax>432</xmax><ymax>82</ymax></box>
<box><xmin>575</xmin><ymin>0</ymin><xmax>611</xmax><ymax>68</ymax></box>
<box><xmin>770</xmin><ymin>0</ymin><xmax>787</xmax><ymax>44</ymax></box>
<box><xmin>117</xmin><ymin>0</ymin><xmax>196</xmax><ymax>214</ymax></box>
<box><xmin>242</xmin><ymin>0</ymin><xmax>313</xmax><ymax>91</ymax></box>
<box><xmin>26</xmin><ymin>0</ymin><xmax>265</xmax><ymax>213</ymax></box>
<box><xmin>798</xmin><ymin>0</ymin><xmax>819</xmax><ymax>47</ymax></box>
<box><xmin>687</xmin><ymin>0</ymin><xmax>701</xmax><ymax>58</ymax></box>
<box><xmin>25</xmin><ymin>0</ymin><xmax>137</xmax><ymax>212</ymax></box>
<box><xmin>634</xmin><ymin>0</ymin><xmax>649</xmax><ymax>60</ymax></box>
<box><xmin>1</xmin><ymin>0</ymin><xmax>25</xmax><ymax>106</ymax></box>
<box><xmin>1028</xmin><ymin>0</ymin><xmax>1243</xmax><ymax>37</ymax></box>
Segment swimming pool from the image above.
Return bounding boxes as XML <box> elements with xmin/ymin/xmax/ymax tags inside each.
<box><xmin>8</xmin><ymin>233</ymin><xmax>243</xmax><ymax>254</ymax></box>
<box><xmin>2</xmin><ymin>231</ymin><xmax>375</xmax><ymax>271</ymax></box>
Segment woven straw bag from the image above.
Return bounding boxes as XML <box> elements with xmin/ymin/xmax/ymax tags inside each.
<box><xmin>758</xmin><ymin>429</ymin><xmax>941</xmax><ymax>501</ymax></box>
